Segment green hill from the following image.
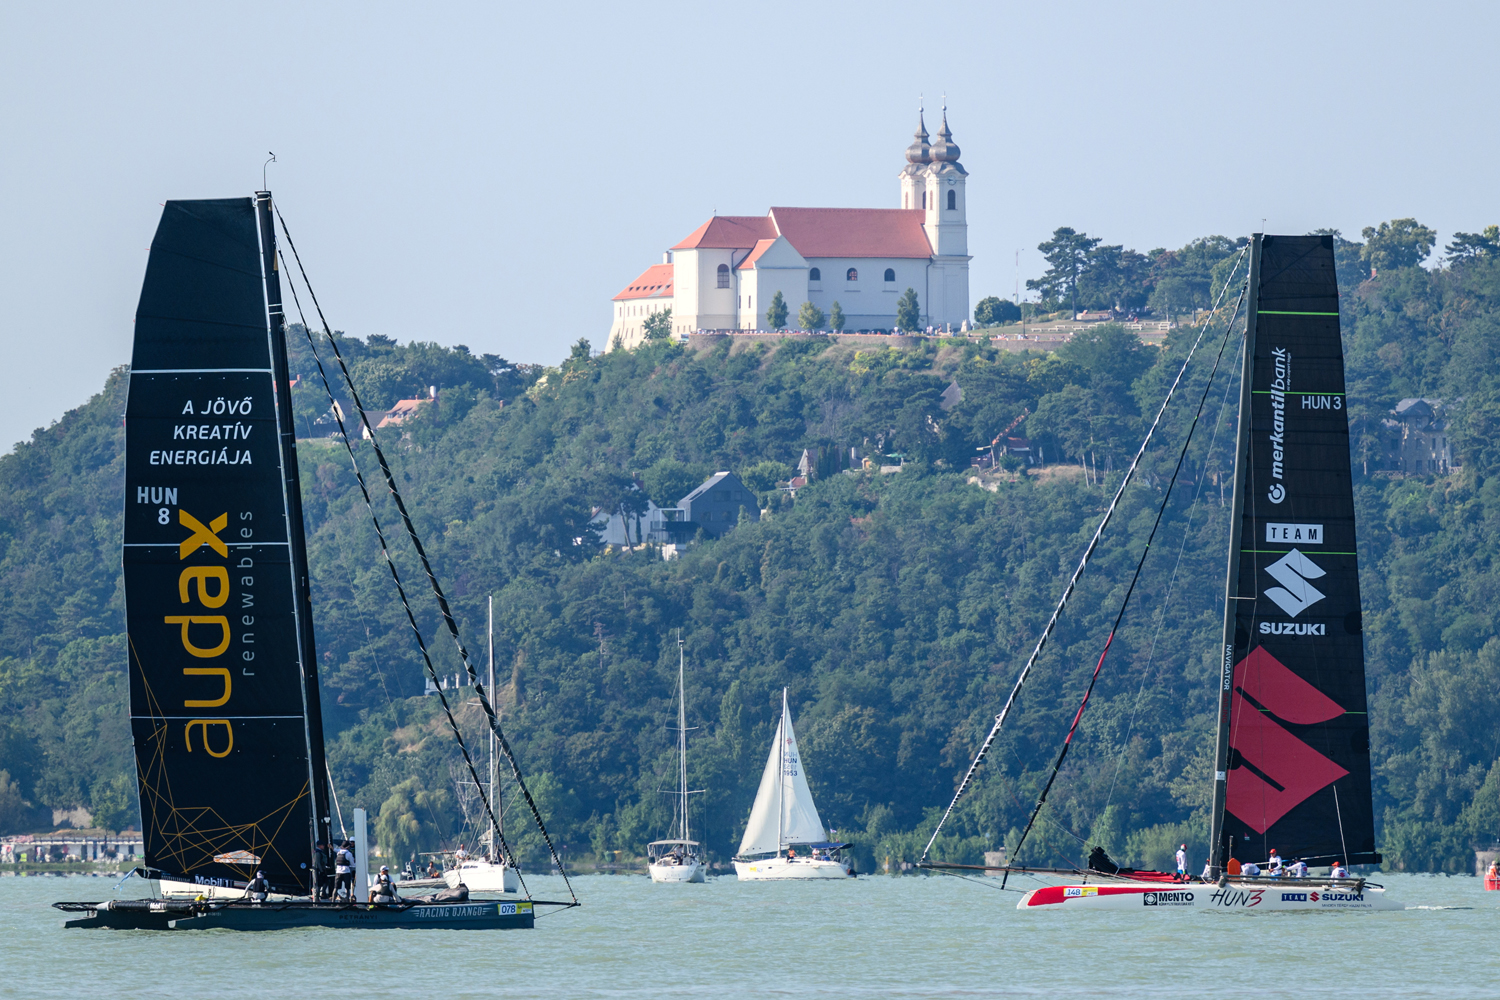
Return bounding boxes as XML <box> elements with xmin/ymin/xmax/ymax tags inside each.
<box><xmin>3</xmin><ymin>228</ymin><xmax>1500</xmax><ymax>875</ymax></box>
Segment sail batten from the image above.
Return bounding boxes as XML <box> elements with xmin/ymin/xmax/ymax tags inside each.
<box><xmin>124</xmin><ymin>197</ymin><xmax>324</xmax><ymax>895</ymax></box>
<box><xmin>1210</xmin><ymin>234</ymin><xmax>1378</xmax><ymax>870</ymax></box>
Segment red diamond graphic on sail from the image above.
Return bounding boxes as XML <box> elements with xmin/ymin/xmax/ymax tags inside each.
<box><xmin>1225</xmin><ymin>647</ymin><xmax>1348</xmax><ymax>834</ymax></box>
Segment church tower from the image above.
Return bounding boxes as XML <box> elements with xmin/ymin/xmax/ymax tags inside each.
<box><xmin>899</xmin><ymin>106</ymin><xmax>930</xmax><ymax>211</ymax></box>
<box><xmin>923</xmin><ymin>103</ymin><xmax>967</xmax><ymax>258</ymax></box>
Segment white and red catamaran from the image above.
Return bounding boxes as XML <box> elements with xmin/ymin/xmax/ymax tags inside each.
<box><xmin>923</xmin><ymin>235</ymin><xmax>1399</xmax><ymax>913</ymax></box>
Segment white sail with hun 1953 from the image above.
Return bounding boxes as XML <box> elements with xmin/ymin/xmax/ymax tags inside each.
<box><xmin>733</xmin><ymin>689</ymin><xmax>853</xmax><ymax>880</ymax></box>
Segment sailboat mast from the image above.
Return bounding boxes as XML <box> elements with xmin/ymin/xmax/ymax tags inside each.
<box><xmin>489</xmin><ymin>594</ymin><xmax>498</xmax><ymax>861</ymax></box>
<box><xmin>254</xmin><ymin>190</ymin><xmax>331</xmax><ymax>859</ymax></box>
<box><xmin>678</xmin><ymin>636</ymin><xmax>688</xmax><ymax>844</ymax></box>
<box><xmin>1208</xmin><ymin>233</ymin><xmax>1262</xmax><ymax>878</ymax></box>
<box><xmin>777</xmin><ymin>688</ymin><xmax>786</xmax><ymax>858</ymax></box>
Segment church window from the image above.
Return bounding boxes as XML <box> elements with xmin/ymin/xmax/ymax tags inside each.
<box><xmin>717</xmin><ymin>263</ymin><xmax>730</xmax><ymax>288</ymax></box>
<box><xmin>847</xmin><ymin>268</ymin><xmax>858</xmax><ymax>282</ymax></box>
<box><xmin>947</xmin><ymin>190</ymin><xmax>956</xmax><ymax>210</ymax></box>
<box><xmin>809</xmin><ymin>267</ymin><xmax>821</xmax><ymax>282</ymax></box>
<box><xmin>884</xmin><ymin>268</ymin><xmax>896</xmax><ymax>282</ymax></box>
<box><xmin>921</xmin><ymin>190</ymin><xmax>927</xmax><ymax>209</ymax></box>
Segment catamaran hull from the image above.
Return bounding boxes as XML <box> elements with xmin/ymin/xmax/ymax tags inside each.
<box><xmin>734</xmin><ymin>858</ymin><xmax>852</xmax><ymax>880</ymax></box>
<box><xmin>60</xmin><ymin>899</ymin><xmax>538</xmax><ymax>930</ymax></box>
<box><xmin>650</xmin><ymin>861</ymin><xmax>705</xmax><ymax>883</ymax></box>
<box><xmin>1017</xmin><ymin>881</ymin><xmax>1400</xmax><ymax>911</ymax></box>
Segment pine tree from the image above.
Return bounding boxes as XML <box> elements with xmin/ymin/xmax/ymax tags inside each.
<box><xmin>896</xmin><ymin>288</ymin><xmax>921</xmax><ymax>331</ymax></box>
<box><xmin>766</xmin><ymin>291</ymin><xmax>789</xmax><ymax>330</ymax></box>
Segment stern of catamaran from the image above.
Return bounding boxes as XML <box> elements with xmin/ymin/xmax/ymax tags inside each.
<box><xmin>1016</xmin><ymin>877</ymin><xmax>1401</xmax><ymax>911</ymax></box>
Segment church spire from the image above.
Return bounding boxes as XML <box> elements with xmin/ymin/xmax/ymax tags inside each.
<box><xmin>905</xmin><ymin>100</ymin><xmax>931</xmax><ymax>165</ymax></box>
<box><xmin>930</xmin><ymin>99</ymin><xmax>961</xmax><ymax>164</ymax></box>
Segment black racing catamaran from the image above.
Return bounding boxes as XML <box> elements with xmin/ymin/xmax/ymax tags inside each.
<box><xmin>923</xmin><ymin>234</ymin><xmax>1398</xmax><ymax>911</ymax></box>
<box><xmin>58</xmin><ymin>193</ymin><xmax>574</xmax><ymax>930</ymax></box>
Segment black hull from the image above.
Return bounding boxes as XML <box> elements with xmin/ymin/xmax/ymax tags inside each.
<box><xmin>58</xmin><ymin>898</ymin><xmax>538</xmax><ymax>931</ymax></box>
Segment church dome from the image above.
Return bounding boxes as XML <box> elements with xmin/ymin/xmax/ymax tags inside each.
<box><xmin>905</xmin><ymin>110</ymin><xmax>931</xmax><ymax>165</ymax></box>
<box><xmin>930</xmin><ymin>108</ymin><xmax>960</xmax><ymax>163</ymax></box>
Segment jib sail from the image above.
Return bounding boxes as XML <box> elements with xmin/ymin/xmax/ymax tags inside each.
<box><xmin>1209</xmin><ymin>234</ymin><xmax>1379</xmax><ymax>870</ymax></box>
<box><xmin>124</xmin><ymin>196</ymin><xmax>328</xmax><ymax>894</ymax></box>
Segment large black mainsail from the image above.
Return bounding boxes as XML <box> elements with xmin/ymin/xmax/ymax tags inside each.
<box><xmin>1209</xmin><ymin>234</ymin><xmax>1379</xmax><ymax>870</ymax></box>
<box><xmin>124</xmin><ymin>196</ymin><xmax>329</xmax><ymax>894</ymax></box>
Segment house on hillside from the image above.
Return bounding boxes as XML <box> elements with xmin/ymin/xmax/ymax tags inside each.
<box><xmin>1383</xmin><ymin>398</ymin><xmax>1457</xmax><ymax>475</ymax></box>
<box><xmin>363</xmin><ymin>387</ymin><xmax>437</xmax><ymax>440</ymax></box>
<box><xmin>592</xmin><ymin>472</ymin><xmax>759</xmax><ymax>548</ymax></box>
<box><xmin>677</xmin><ymin>472</ymin><xmax>759</xmax><ymax>538</ymax></box>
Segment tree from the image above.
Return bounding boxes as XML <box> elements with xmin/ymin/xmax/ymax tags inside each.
<box><xmin>829</xmin><ymin>301</ymin><xmax>845</xmax><ymax>332</ymax></box>
<box><xmin>1446</xmin><ymin>225</ymin><xmax>1500</xmax><ymax>265</ymax></box>
<box><xmin>1027</xmin><ymin>227</ymin><xmax>1100</xmax><ymax>313</ymax></box>
<box><xmin>375</xmin><ymin>778</ymin><xmax>454</xmax><ymax>864</ymax></box>
<box><xmin>1079</xmin><ymin>245</ymin><xmax>1150</xmax><ymax>312</ymax></box>
<box><xmin>974</xmin><ymin>296</ymin><xmax>1021</xmax><ymax>326</ymax></box>
<box><xmin>798</xmin><ymin>301</ymin><xmax>826</xmax><ymax>331</ymax></box>
<box><xmin>1361</xmin><ymin>218</ymin><xmax>1436</xmax><ymax>275</ymax></box>
<box><xmin>766</xmin><ymin>291</ymin><xmax>788</xmax><ymax>330</ymax></box>
<box><xmin>640</xmin><ymin>458</ymin><xmax>708</xmax><ymax>508</ymax></box>
<box><xmin>741</xmin><ymin>460</ymin><xmax>792</xmax><ymax>495</ymax></box>
<box><xmin>896</xmin><ymin>288</ymin><xmax>921</xmax><ymax>331</ymax></box>
<box><xmin>643</xmin><ymin>308</ymin><xmax>673</xmax><ymax>342</ymax></box>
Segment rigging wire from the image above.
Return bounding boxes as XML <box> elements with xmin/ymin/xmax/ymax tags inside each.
<box><xmin>1096</xmin><ymin>334</ymin><xmax>1244</xmax><ymax>827</ymax></box>
<box><xmin>275</xmin><ymin>218</ymin><xmax>581</xmax><ymax>906</ymax></box>
<box><xmin>920</xmin><ymin>244</ymin><xmax>1251</xmax><ymax>866</ymax></box>
<box><xmin>1002</xmin><ymin>274</ymin><xmax>1250</xmax><ymax>882</ymax></box>
<box><xmin>274</xmin><ymin>252</ymin><xmax>533</xmax><ymax>895</ymax></box>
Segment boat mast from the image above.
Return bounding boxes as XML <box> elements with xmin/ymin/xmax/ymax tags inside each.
<box><xmin>777</xmin><ymin>688</ymin><xmax>786</xmax><ymax>859</ymax></box>
<box><xmin>489</xmin><ymin>594</ymin><xmax>498</xmax><ymax>862</ymax></box>
<box><xmin>1208</xmin><ymin>233</ymin><xmax>1263</xmax><ymax>878</ymax></box>
<box><xmin>254</xmin><ymin>190</ymin><xmax>331</xmax><ymax>865</ymax></box>
<box><xmin>678</xmin><ymin>635</ymin><xmax>689</xmax><ymax>845</ymax></box>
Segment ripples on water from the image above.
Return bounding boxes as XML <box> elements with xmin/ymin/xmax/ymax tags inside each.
<box><xmin>2</xmin><ymin>872</ymin><xmax>1496</xmax><ymax>998</ymax></box>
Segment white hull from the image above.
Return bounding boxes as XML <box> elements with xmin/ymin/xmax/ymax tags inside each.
<box><xmin>153</xmin><ymin>878</ymin><xmax>300</xmax><ymax>901</ymax></box>
<box><xmin>1017</xmin><ymin>879</ymin><xmax>1401</xmax><ymax>911</ymax></box>
<box><xmin>444</xmin><ymin>860</ymin><xmax>520</xmax><ymax>893</ymax></box>
<box><xmin>734</xmin><ymin>857</ymin><xmax>852</xmax><ymax>880</ymax></box>
<box><xmin>649</xmin><ymin>859</ymin><xmax>705</xmax><ymax>883</ymax></box>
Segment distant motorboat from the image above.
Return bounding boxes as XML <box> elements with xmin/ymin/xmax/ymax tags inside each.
<box><xmin>732</xmin><ymin>689</ymin><xmax>853</xmax><ymax>881</ymax></box>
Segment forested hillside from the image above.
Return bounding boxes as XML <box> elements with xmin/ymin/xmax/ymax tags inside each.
<box><xmin>3</xmin><ymin>223</ymin><xmax>1499</xmax><ymax>876</ymax></box>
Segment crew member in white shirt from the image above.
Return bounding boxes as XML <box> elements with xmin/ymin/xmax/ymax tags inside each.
<box><xmin>1175</xmin><ymin>845</ymin><xmax>1187</xmax><ymax>881</ymax></box>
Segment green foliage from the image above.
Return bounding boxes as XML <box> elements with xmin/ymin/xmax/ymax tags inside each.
<box><xmin>1028</xmin><ymin>227</ymin><xmax>1101</xmax><ymax>313</ymax></box>
<box><xmin>798</xmin><ymin>301</ymin><xmax>826</xmax><ymax>331</ymax></box>
<box><xmin>375</xmin><ymin>777</ymin><xmax>455</xmax><ymax>862</ymax></box>
<box><xmin>974</xmin><ymin>296</ymin><xmax>1021</xmax><ymax>326</ymax></box>
<box><xmin>6</xmin><ymin>229</ymin><xmax>1500</xmax><ymax>875</ymax></box>
<box><xmin>643</xmin><ymin>308</ymin><xmax>673</xmax><ymax>343</ymax></box>
<box><xmin>829</xmin><ymin>301</ymin><xmax>845</xmax><ymax>332</ymax></box>
<box><xmin>641</xmin><ymin>458</ymin><xmax>709</xmax><ymax>509</ymax></box>
<box><xmin>1361</xmin><ymin>218</ymin><xmax>1437</xmax><ymax>274</ymax></box>
<box><xmin>896</xmin><ymin>288</ymin><xmax>921</xmax><ymax>330</ymax></box>
<box><xmin>766</xmin><ymin>291</ymin><xmax>788</xmax><ymax>330</ymax></box>
<box><xmin>1446</xmin><ymin>225</ymin><xmax>1500</xmax><ymax>266</ymax></box>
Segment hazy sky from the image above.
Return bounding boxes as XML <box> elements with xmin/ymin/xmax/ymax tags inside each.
<box><xmin>3</xmin><ymin>0</ymin><xmax>1496</xmax><ymax>454</ymax></box>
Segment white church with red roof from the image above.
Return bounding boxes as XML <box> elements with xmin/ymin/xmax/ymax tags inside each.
<box><xmin>609</xmin><ymin>107</ymin><xmax>970</xmax><ymax>347</ymax></box>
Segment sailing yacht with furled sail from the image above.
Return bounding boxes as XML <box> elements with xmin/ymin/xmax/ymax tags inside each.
<box><xmin>55</xmin><ymin>192</ymin><xmax>573</xmax><ymax>929</ymax></box>
<box><xmin>923</xmin><ymin>235</ymin><xmax>1399</xmax><ymax>911</ymax></box>
<box><xmin>648</xmin><ymin>635</ymin><xmax>704</xmax><ymax>883</ymax></box>
<box><xmin>733</xmin><ymin>690</ymin><xmax>853</xmax><ymax>880</ymax></box>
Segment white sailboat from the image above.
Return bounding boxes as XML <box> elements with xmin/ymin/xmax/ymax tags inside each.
<box><xmin>732</xmin><ymin>689</ymin><xmax>853</xmax><ymax>880</ymax></box>
<box><xmin>648</xmin><ymin>636</ymin><xmax>705</xmax><ymax>883</ymax></box>
<box><xmin>445</xmin><ymin>595</ymin><xmax>520</xmax><ymax>893</ymax></box>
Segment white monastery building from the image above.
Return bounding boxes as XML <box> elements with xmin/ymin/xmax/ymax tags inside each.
<box><xmin>610</xmin><ymin>107</ymin><xmax>970</xmax><ymax>348</ymax></box>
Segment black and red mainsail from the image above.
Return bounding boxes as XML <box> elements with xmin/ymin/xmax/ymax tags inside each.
<box><xmin>1208</xmin><ymin>234</ymin><xmax>1379</xmax><ymax>870</ymax></box>
<box><xmin>124</xmin><ymin>196</ymin><xmax>328</xmax><ymax>894</ymax></box>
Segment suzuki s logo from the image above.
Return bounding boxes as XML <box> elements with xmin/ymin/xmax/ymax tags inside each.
<box><xmin>1264</xmin><ymin>548</ymin><xmax>1326</xmax><ymax>617</ymax></box>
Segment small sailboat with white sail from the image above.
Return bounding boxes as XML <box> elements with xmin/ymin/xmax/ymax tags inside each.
<box><xmin>733</xmin><ymin>689</ymin><xmax>853</xmax><ymax>880</ymax></box>
<box><xmin>648</xmin><ymin>635</ymin><xmax>704</xmax><ymax>883</ymax></box>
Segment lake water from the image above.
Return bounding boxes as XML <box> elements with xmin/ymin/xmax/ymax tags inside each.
<box><xmin>2</xmin><ymin>871</ymin><xmax>1496</xmax><ymax>998</ymax></box>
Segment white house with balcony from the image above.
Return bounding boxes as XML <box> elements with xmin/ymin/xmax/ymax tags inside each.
<box><xmin>608</xmin><ymin>106</ymin><xmax>971</xmax><ymax>348</ymax></box>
